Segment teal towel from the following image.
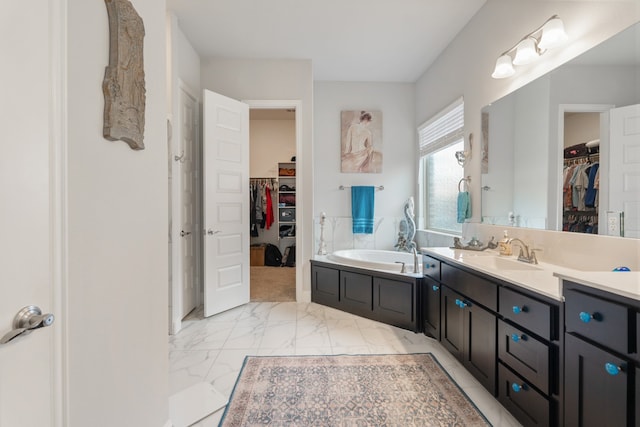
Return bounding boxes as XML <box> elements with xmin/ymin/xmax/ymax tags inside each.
<box><xmin>457</xmin><ymin>191</ymin><xmax>471</xmax><ymax>223</ymax></box>
<box><xmin>351</xmin><ymin>186</ymin><xmax>375</xmax><ymax>234</ymax></box>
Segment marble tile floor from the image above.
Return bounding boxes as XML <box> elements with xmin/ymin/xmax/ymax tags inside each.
<box><xmin>169</xmin><ymin>302</ymin><xmax>522</xmax><ymax>426</ymax></box>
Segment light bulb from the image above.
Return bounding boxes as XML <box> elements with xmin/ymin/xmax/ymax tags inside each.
<box><xmin>513</xmin><ymin>37</ymin><xmax>539</xmax><ymax>65</ymax></box>
<box><xmin>538</xmin><ymin>17</ymin><xmax>568</xmax><ymax>50</ymax></box>
<box><xmin>491</xmin><ymin>54</ymin><xmax>515</xmax><ymax>79</ymax></box>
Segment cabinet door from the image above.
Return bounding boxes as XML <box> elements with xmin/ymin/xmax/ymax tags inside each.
<box><xmin>465</xmin><ymin>299</ymin><xmax>497</xmax><ymax>396</ymax></box>
<box><xmin>340</xmin><ymin>271</ymin><xmax>372</xmax><ymax>316</ymax></box>
<box><xmin>311</xmin><ymin>265</ymin><xmax>340</xmax><ymax>308</ymax></box>
<box><xmin>441</xmin><ymin>286</ymin><xmax>465</xmax><ymax>361</ymax></box>
<box><xmin>565</xmin><ymin>333</ymin><xmax>628</xmax><ymax>427</ymax></box>
<box><xmin>373</xmin><ymin>277</ymin><xmax>415</xmax><ymax>330</ymax></box>
<box><xmin>423</xmin><ymin>277</ymin><xmax>441</xmax><ymax>340</ymax></box>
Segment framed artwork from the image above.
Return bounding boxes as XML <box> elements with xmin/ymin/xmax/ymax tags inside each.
<box><xmin>341</xmin><ymin>110</ymin><xmax>382</xmax><ymax>173</ymax></box>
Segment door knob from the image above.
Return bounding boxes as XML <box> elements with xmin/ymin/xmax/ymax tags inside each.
<box><xmin>180</xmin><ymin>230</ymin><xmax>191</xmax><ymax>237</ymax></box>
<box><xmin>206</xmin><ymin>229</ymin><xmax>221</xmax><ymax>235</ymax></box>
<box><xmin>0</xmin><ymin>306</ymin><xmax>55</xmax><ymax>345</ymax></box>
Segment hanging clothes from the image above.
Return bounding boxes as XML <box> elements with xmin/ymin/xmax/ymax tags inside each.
<box><xmin>265</xmin><ymin>185</ymin><xmax>274</xmax><ymax>230</ymax></box>
<box><xmin>584</xmin><ymin>162</ymin><xmax>599</xmax><ymax>208</ymax></box>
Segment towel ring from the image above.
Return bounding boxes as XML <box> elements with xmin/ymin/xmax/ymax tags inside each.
<box><xmin>458</xmin><ymin>176</ymin><xmax>471</xmax><ymax>192</ymax></box>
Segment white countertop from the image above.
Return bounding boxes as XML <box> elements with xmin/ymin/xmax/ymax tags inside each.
<box><xmin>421</xmin><ymin>247</ymin><xmax>640</xmax><ymax>302</ymax></box>
<box><xmin>554</xmin><ymin>271</ymin><xmax>640</xmax><ymax>301</ymax></box>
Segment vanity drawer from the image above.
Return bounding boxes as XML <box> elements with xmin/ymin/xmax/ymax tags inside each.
<box><xmin>500</xmin><ymin>287</ymin><xmax>554</xmax><ymax>341</ymax></box>
<box><xmin>498</xmin><ymin>362</ymin><xmax>550</xmax><ymax>427</ymax></box>
<box><xmin>565</xmin><ymin>288</ymin><xmax>629</xmax><ymax>355</ymax></box>
<box><xmin>499</xmin><ymin>320</ymin><xmax>550</xmax><ymax>394</ymax></box>
<box><xmin>422</xmin><ymin>255</ymin><xmax>441</xmax><ymax>280</ymax></box>
<box><xmin>441</xmin><ymin>263</ymin><xmax>497</xmax><ymax>311</ymax></box>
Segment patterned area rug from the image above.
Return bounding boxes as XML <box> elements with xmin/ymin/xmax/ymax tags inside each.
<box><xmin>220</xmin><ymin>353</ymin><xmax>491</xmax><ymax>426</ymax></box>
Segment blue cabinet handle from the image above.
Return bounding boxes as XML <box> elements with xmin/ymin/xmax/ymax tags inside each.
<box><xmin>432</xmin><ymin>285</ymin><xmax>439</xmax><ymax>292</ymax></box>
<box><xmin>455</xmin><ymin>299</ymin><xmax>468</xmax><ymax>308</ymax></box>
<box><xmin>511</xmin><ymin>383</ymin><xmax>527</xmax><ymax>393</ymax></box>
<box><xmin>579</xmin><ymin>311</ymin><xmax>595</xmax><ymax>323</ymax></box>
<box><xmin>512</xmin><ymin>305</ymin><xmax>527</xmax><ymax>314</ymax></box>
<box><xmin>605</xmin><ymin>363</ymin><xmax>621</xmax><ymax>376</ymax></box>
<box><xmin>511</xmin><ymin>333</ymin><xmax>526</xmax><ymax>342</ymax></box>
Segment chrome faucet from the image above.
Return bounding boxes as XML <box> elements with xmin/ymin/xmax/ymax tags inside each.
<box><xmin>508</xmin><ymin>238</ymin><xmax>539</xmax><ymax>264</ymax></box>
<box><xmin>412</xmin><ymin>247</ymin><xmax>420</xmax><ymax>274</ymax></box>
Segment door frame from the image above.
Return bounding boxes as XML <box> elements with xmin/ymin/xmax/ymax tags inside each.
<box><xmin>245</xmin><ymin>99</ymin><xmax>303</xmax><ymax>302</ymax></box>
<box><xmin>552</xmin><ymin>104</ymin><xmax>614</xmax><ymax>232</ymax></box>
<box><xmin>169</xmin><ymin>79</ymin><xmax>201</xmax><ymax>335</ymax></box>
<box><xmin>51</xmin><ymin>0</ymin><xmax>67</xmax><ymax>424</ymax></box>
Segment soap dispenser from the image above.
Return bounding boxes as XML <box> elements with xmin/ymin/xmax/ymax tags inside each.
<box><xmin>498</xmin><ymin>230</ymin><xmax>512</xmax><ymax>256</ymax></box>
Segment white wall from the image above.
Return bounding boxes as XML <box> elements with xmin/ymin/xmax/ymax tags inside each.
<box><xmin>313</xmin><ymin>82</ymin><xmax>415</xmax><ymax>251</ymax></box>
<box><xmin>564</xmin><ymin>112</ymin><xmax>599</xmax><ymax>149</ymax></box>
<box><xmin>250</xmin><ymin>120</ymin><xmax>296</xmax><ymax>178</ymax></box>
<box><xmin>201</xmin><ymin>58</ymin><xmax>313</xmax><ymax>298</ymax></box>
<box><xmin>67</xmin><ymin>0</ymin><xmax>168</xmax><ymax>425</ymax></box>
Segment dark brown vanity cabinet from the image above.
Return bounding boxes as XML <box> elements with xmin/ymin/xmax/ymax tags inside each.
<box><xmin>497</xmin><ymin>287</ymin><xmax>559</xmax><ymax>427</ymax></box>
<box><xmin>422</xmin><ymin>254</ymin><xmax>442</xmax><ymax>340</ymax></box>
<box><xmin>310</xmin><ymin>261</ymin><xmax>422</xmax><ymax>332</ymax></box>
<box><xmin>440</xmin><ymin>275</ymin><xmax>497</xmax><ymax>396</ymax></box>
<box><xmin>427</xmin><ymin>255</ymin><xmax>561</xmax><ymax>426</ymax></box>
<box><xmin>563</xmin><ymin>281</ymin><xmax>638</xmax><ymax>427</ymax></box>
<box><xmin>423</xmin><ymin>276</ymin><xmax>441</xmax><ymax>340</ymax></box>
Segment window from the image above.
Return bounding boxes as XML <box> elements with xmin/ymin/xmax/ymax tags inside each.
<box><xmin>418</xmin><ymin>98</ymin><xmax>465</xmax><ymax>234</ymax></box>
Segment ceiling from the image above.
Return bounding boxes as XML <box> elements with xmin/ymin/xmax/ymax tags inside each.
<box><xmin>167</xmin><ymin>0</ymin><xmax>486</xmax><ymax>82</ymax></box>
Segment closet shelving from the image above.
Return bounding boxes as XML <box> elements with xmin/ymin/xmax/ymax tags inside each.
<box><xmin>277</xmin><ymin>162</ymin><xmax>296</xmax><ymax>240</ymax></box>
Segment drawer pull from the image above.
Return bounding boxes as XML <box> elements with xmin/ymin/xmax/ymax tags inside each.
<box><xmin>512</xmin><ymin>305</ymin><xmax>528</xmax><ymax>314</ymax></box>
<box><xmin>605</xmin><ymin>363</ymin><xmax>622</xmax><ymax>376</ymax></box>
<box><xmin>579</xmin><ymin>311</ymin><xmax>601</xmax><ymax>323</ymax></box>
<box><xmin>425</xmin><ymin>264</ymin><xmax>436</xmax><ymax>269</ymax></box>
<box><xmin>511</xmin><ymin>382</ymin><xmax>528</xmax><ymax>393</ymax></box>
<box><xmin>510</xmin><ymin>333</ymin><xmax>527</xmax><ymax>342</ymax></box>
<box><xmin>432</xmin><ymin>285</ymin><xmax>439</xmax><ymax>292</ymax></box>
<box><xmin>455</xmin><ymin>299</ymin><xmax>468</xmax><ymax>308</ymax></box>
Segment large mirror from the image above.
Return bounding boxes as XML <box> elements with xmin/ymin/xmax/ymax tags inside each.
<box><xmin>481</xmin><ymin>22</ymin><xmax>640</xmax><ymax>238</ymax></box>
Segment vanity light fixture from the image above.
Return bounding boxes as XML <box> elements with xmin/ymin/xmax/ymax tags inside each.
<box><xmin>491</xmin><ymin>15</ymin><xmax>568</xmax><ymax>79</ymax></box>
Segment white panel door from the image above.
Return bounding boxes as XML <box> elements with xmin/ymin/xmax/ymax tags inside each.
<box><xmin>610</xmin><ymin>104</ymin><xmax>640</xmax><ymax>238</ymax></box>
<box><xmin>0</xmin><ymin>2</ymin><xmax>57</xmax><ymax>426</ymax></box>
<box><xmin>203</xmin><ymin>90</ymin><xmax>250</xmax><ymax>317</ymax></box>
<box><xmin>180</xmin><ymin>87</ymin><xmax>198</xmax><ymax>318</ymax></box>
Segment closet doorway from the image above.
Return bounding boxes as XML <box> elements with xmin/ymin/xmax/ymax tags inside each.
<box><xmin>248</xmin><ymin>107</ymin><xmax>298</xmax><ymax>302</ymax></box>
<box><xmin>557</xmin><ymin>104</ymin><xmax>613</xmax><ymax>235</ymax></box>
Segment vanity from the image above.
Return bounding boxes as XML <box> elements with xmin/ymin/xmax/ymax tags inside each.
<box><xmin>422</xmin><ymin>246</ymin><xmax>640</xmax><ymax>427</ymax></box>
<box><xmin>422</xmin><ymin>248</ymin><xmax>561</xmax><ymax>427</ymax></box>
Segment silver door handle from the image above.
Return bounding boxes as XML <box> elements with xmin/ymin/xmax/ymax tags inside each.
<box><xmin>0</xmin><ymin>306</ymin><xmax>55</xmax><ymax>345</ymax></box>
<box><xmin>180</xmin><ymin>230</ymin><xmax>191</xmax><ymax>237</ymax></box>
<box><xmin>206</xmin><ymin>229</ymin><xmax>221</xmax><ymax>235</ymax></box>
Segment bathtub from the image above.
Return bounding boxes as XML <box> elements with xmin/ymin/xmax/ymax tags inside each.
<box><xmin>326</xmin><ymin>249</ymin><xmax>421</xmax><ymax>275</ymax></box>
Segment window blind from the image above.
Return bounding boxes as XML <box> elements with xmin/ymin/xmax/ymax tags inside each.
<box><xmin>418</xmin><ymin>97</ymin><xmax>464</xmax><ymax>157</ymax></box>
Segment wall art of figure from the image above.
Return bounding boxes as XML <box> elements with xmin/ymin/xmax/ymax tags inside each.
<box><xmin>341</xmin><ymin>110</ymin><xmax>382</xmax><ymax>173</ymax></box>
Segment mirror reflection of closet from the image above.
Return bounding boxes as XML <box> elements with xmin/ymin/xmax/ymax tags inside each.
<box><xmin>562</xmin><ymin>112</ymin><xmax>600</xmax><ymax>234</ymax></box>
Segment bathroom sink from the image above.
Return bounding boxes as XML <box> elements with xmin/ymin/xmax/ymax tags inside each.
<box><xmin>464</xmin><ymin>256</ymin><xmax>543</xmax><ymax>272</ymax></box>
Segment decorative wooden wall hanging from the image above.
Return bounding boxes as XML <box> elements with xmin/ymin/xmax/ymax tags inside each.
<box><xmin>103</xmin><ymin>0</ymin><xmax>146</xmax><ymax>150</ymax></box>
